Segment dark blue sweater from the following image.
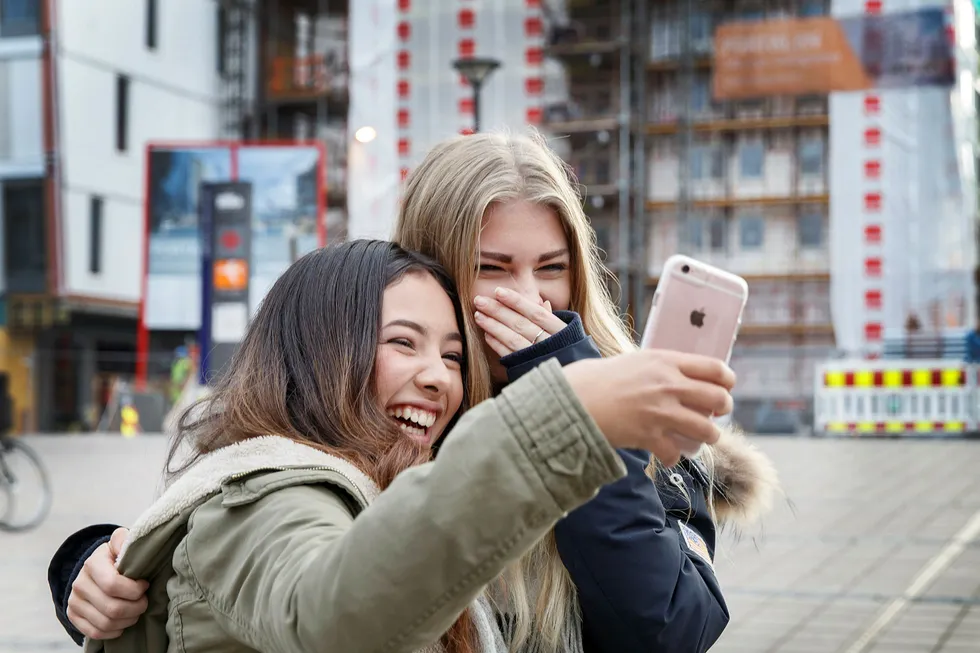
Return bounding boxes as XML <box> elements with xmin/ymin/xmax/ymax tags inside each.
<box><xmin>501</xmin><ymin>310</ymin><xmax>729</xmax><ymax>653</ymax></box>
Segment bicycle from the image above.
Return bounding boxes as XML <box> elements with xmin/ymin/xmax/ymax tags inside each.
<box><xmin>0</xmin><ymin>434</ymin><xmax>52</xmax><ymax>532</ymax></box>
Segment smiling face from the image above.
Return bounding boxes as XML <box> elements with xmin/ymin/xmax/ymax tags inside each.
<box><xmin>374</xmin><ymin>271</ymin><xmax>466</xmax><ymax>447</ymax></box>
<box><xmin>476</xmin><ymin>199</ymin><xmax>573</xmax><ymax>381</ymax></box>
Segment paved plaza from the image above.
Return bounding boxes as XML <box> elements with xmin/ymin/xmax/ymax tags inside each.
<box><xmin>1</xmin><ymin>434</ymin><xmax>979</xmax><ymax>652</ymax></box>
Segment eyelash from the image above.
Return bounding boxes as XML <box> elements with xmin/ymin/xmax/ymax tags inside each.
<box><xmin>389</xmin><ymin>338</ymin><xmax>464</xmax><ymax>364</ymax></box>
<box><xmin>478</xmin><ymin>263</ymin><xmax>568</xmax><ymax>272</ymax></box>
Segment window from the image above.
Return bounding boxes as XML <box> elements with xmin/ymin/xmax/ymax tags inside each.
<box><xmin>739</xmin><ymin>139</ymin><xmax>764</xmax><ymax>178</ymax></box>
<box><xmin>89</xmin><ymin>196</ymin><xmax>103</xmax><ymax>274</ymax></box>
<box><xmin>145</xmin><ymin>0</ymin><xmax>157</xmax><ymax>50</ymax></box>
<box><xmin>681</xmin><ymin>216</ymin><xmax>704</xmax><ymax>250</ymax></box>
<box><xmin>798</xmin><ymin>212</ymin><xmax>824</xmax><ymax>248</ymax></box>
<box><xmin>690</xmin><ymin>11</ymin><xmax>711</xmax><ymax>40</ymax></box>
<box><xmin>801</xmin><ymin>0</ymin><xmax>827</xmax><ymax>16</ymax></box>
<box><xmin>115</xmin><ymin>75</ymin><xmax>129</xmax><ymax>152</ymax></box>
<box><xmin>707</xmin><ymin>146</ymin><xmax>724</xmax><ymax>179</ymax></box>
<box><xmin>691</xmin><ymin>11</ymin><xmax>713</xmax><ymax>54</ymax></box>
<box><xmin>689</xmin><ymin>143</ymin><xmax>723</xmax><ymax>180</ymax></box>
<box><xmin>690</xmin><ymin>77</ymin><xmax>710</xmax><ymax>114</ymax></box>
<box><xmin>3</xmin><ymin>179</ymin><xmax>46</xmax><ymax>293</ymax></box>
<box><xmin>799</xmin><ymin>137</ymin><xmax>825</xmax><ymax>176</ymax></box>
<box><xmin>708</xmin><ymin>216</ymin><xmax>727</xmax><ymax>251</ymax></box>
<box><xmin>0</xmin><ymin>0</ymin><xmax>39</xmax><ymax>37</ymax></box>
<box><xmin>689</xmin><ymin>147</ymin><xmax>705</xmax><ymax>181</ymax></box>
<box><xmin>739</xmin><ymin>215</ymin><xmax>765</xmax><ymax>249</ymax></box>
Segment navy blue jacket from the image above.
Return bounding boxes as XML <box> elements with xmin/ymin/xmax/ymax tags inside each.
<box><xmin>501</xmin><ymin>311</ymin><xmax>729</xmax><ymax>653</ymax></box>
<box><xmin>49</xmin><ymin>311</ymin><xmax>728</xmax><ymax>651</ymax></box>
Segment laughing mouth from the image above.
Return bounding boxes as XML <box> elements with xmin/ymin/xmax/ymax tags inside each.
<box><xmin>387</xmin><ymin>405</ymin><xmax>438</xmax><ymax>440</ymax></box>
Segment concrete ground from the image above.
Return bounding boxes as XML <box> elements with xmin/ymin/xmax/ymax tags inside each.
<box><xmin>1</xmin><ymin>434</ymin><xmax>979</xmax><ymax>652</ymax></box>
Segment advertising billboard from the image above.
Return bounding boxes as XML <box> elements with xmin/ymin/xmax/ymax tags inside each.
<box><xmin>143</xmin><ymin>142</ymin><xmax>325</xmax><ymax>331</ymax></box>
<box><xmin>713</xmin><ymin>8</ymin><xmax>955</xmax><ymax>100</ymax></box>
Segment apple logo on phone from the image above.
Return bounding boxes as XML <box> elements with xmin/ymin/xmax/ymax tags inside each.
<box><xmin>690</xmin><ymin>308</ymin><xmax>706</xmax><ymax>328</ymax></box>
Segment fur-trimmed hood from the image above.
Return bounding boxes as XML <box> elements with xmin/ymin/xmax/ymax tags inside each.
<box><xmin>705</xmin><ymin>426</ymin><xmax>781</xmax><ymax>526</ymax></box>
<box><xmin>117</xmin><ymin>435</ymin><xmax>381</xmax><ymax>561</ymax></box>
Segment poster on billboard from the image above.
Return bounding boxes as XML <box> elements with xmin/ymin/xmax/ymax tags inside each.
<box><xmin>713</xmin><ymin>8</ymin><xmax>955</xmax><ymax>100</ymax></box>
<box><xmin>143</xmin><ymin>143</ymin><xmax>325</xmax><ymax>330</ymax></box>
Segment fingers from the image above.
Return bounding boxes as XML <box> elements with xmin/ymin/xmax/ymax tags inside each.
<box><xmin>483</xmin><ymin>332</ymin><xmax>512</xmax><ymax>359</ymax></box>
<box><xmin>66</xmin><ymin>608</ymin><xmax>123</xmax><ymax>641</ymax></box>
<box><xmin>660</xmin><ymin>403</ymin><xmax>722</xmax><ymax>446</ymax></box>
<box><xmin>474</xmin><ymin>288</ymin><xmax>565</xmax><ymax>342</ymax></box>
<box><xmin>108</xmin><ymin>527</ymin><xmax>130</xmax><ymax>559</ymax></box>
<box><xmin>69</xmin><ymin>567</ymin><xmax>148</xmax><ymax>639</ymax></box>
<box><xmin>654</xmin><ymin>350</ymin><xmax>737</xmax><ymax>390</ymax></box>
<box><xmin>675</xmin><ymin>378</ymin><xmax>734</xmax><ymax>417</ymax></box>
<box><xmin>87</xmin><ymin>544</ymin><xmax>149</xmax><ymax>601</ymax></box>
<box><xmin>668</xmin><ymin>432</ymin><xmax>708</xmax><ymax>458</ymax></box>
<box><xmin>474</xmin><ymin>311</ymin><xmax>531</xmax><ymax>353</ymax></box>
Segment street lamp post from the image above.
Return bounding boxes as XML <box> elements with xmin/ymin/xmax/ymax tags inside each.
<box><xmin>452</xmin><ymin>57</ymin><xmax>501</xmax><ymax>133</ymax></box>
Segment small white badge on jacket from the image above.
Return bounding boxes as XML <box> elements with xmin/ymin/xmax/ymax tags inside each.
<box><xmin>679</xmin><ymin>522</ymin><xmax>713</xmax><ymax>568</ymax></box>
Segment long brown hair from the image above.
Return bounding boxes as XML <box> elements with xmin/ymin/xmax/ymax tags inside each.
<box><xmin>169</xmin><ymin>240</ymin><xmax>479</xmax><ymax>652</ymax></box>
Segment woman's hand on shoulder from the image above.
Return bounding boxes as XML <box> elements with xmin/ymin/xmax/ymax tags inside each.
<box><xmin>563</xmin><ymin>350</ymin><xmax>735</xmax><ymax>466</ymax></box>
<box><xmin>67</xmin><ymin>527</ymin><xmax>148</xmax><ymax>640</ymax></box>
<box><xmin>473</xmin><ymin>287</ymin><xmax>566</xmax><ymax>356</ymax></box>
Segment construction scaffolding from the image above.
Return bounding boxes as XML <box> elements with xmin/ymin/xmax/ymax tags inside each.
<box><xmin>543</xmin><ymin>0</ymin><xmax>834</xmax><ymax>433</ymax></box>
<box><xmin>219</xmin><ymin>0</ymin><xmax>350</xmax><ymax>240</ymax></box>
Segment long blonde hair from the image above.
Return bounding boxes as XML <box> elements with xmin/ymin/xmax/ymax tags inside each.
<box><xmin>395</xmin><ymin>129</ymin><xmax>635</xmax><ymax>651</ymax></box>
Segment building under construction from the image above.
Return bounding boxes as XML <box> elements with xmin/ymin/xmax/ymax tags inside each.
<box><xmin>220</xmin><ymin>0</ymin><xmax>349</xmax><ymax>241</ymax></box>
<box><xmin>542</xmin><ymin>0</ymin><xmax>834</xmax><ymax>431</ymax></box>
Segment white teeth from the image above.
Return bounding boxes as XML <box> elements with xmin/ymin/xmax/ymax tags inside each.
<box><xmin>388</xmin><ymin>406</ymin><xmax>436</xmax><ymax>428</ymax></box>
<box><xmin>398</xmin><ymin>422</ymin><xmax>427</xmax><ymax>438</ymax></box>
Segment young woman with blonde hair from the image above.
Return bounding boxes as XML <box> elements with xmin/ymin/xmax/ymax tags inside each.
<box><xmin>50</xmin><ymin>131</ymin><xmax>777</xmax><ymax>653</ymax></box>
<box><xmin>392</xmin><ymin>130</ymin><xmax>777</xmax><ymax>653</ymax></box>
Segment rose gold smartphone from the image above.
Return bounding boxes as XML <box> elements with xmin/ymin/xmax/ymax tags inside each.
<box><xmin>641</xmin><ymin>255</ymin><xmax>748</xmax><ymax>363</ymax></box>
<box><xmin>641</xmin><ymin>255</ymin><xmax>748</xmax><ymax>456</ymax></box>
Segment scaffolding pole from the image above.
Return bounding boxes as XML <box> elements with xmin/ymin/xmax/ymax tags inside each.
<box><xmin>616</xmin><ymin>0</ymin><xmax>634</xmax><ymax>315</ymax></box>
<box><xmin>631</xmin><ymin>0</ymin><xmax>650</xmax><ymax>330</ymax></box>
<box><xmin>676</xmin><ymin>0</ymin><xmax>695</xmax><ymax>250</ymax></box>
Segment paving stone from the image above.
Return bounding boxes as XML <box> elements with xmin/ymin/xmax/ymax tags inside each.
<box><xmin>4</xmin><ymin>435</ymin><xmax>980</xmax><ymax>651</ymax></box>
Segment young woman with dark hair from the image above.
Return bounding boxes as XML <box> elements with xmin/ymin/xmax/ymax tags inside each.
<box><xmin>62</xmin><ymin>239</ymin><xmax>737</xmax><ymax>653</ymax></box>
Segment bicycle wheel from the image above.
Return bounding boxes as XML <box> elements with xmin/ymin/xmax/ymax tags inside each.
<box><xmin>0</xmin><ymin>438</ymin><xmax>52</xmax><ymax>532</ymax></box>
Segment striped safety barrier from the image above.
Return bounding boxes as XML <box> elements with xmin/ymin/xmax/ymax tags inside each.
<box><xmin>814</xmin><ymin>359</ymin><xmax>979</xmax><ymax>436</ymax></box>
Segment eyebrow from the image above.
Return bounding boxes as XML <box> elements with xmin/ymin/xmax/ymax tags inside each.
<box><xmin>480</xmin><ymin>248</ymin><xmax>570</xmax><ymax>264</ymax></box>
<box><xmin>383</xmin><ymin>319</ymin><xmax>463</xmax><ymax>343</ymax></box>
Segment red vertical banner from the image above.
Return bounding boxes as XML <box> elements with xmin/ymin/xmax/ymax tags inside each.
<box><xmin>457</xmin><ymin>1</ymin><xmax>476</xmax><ymax>133</ymax></box>
<box><xmin>861</xmin><ymin>2</ymin><xmax>883</xmax><ymax>357</ymax></box>
<box><xmin>397</xmin><ymin>0</ymin><xmax>412</xmax><ymax>184</ymax></box>
<box><xmin>524</xmin><ymin>0</ymin><xmax>545</xmax><ymax>127</ymax></box>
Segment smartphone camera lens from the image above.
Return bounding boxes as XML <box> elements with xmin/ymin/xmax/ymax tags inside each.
<box><xmin>681</xmin><ymin>264</ymin><xmax>690</xmax><ymax>274</ymax></box>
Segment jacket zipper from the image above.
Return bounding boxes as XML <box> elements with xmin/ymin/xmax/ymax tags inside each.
<box><xmin>668</xmin><ymin>471</ymin><xmax>687</xmax><ymax>494</ymax></box>
<box><xmin>668</xmin><ymin>471</ymin><xmax>696</xmax><ymax>521</ymax></box>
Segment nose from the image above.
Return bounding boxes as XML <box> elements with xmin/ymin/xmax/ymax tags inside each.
<box><xmin>505</xmin><ymin>270</ymin><xmax>545</xmax><ymax>305</ymax></box>
<box><xmin>414</xmin><ymin>352</ymin><xmax>453</xmax><ymax>395</ymax></box>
